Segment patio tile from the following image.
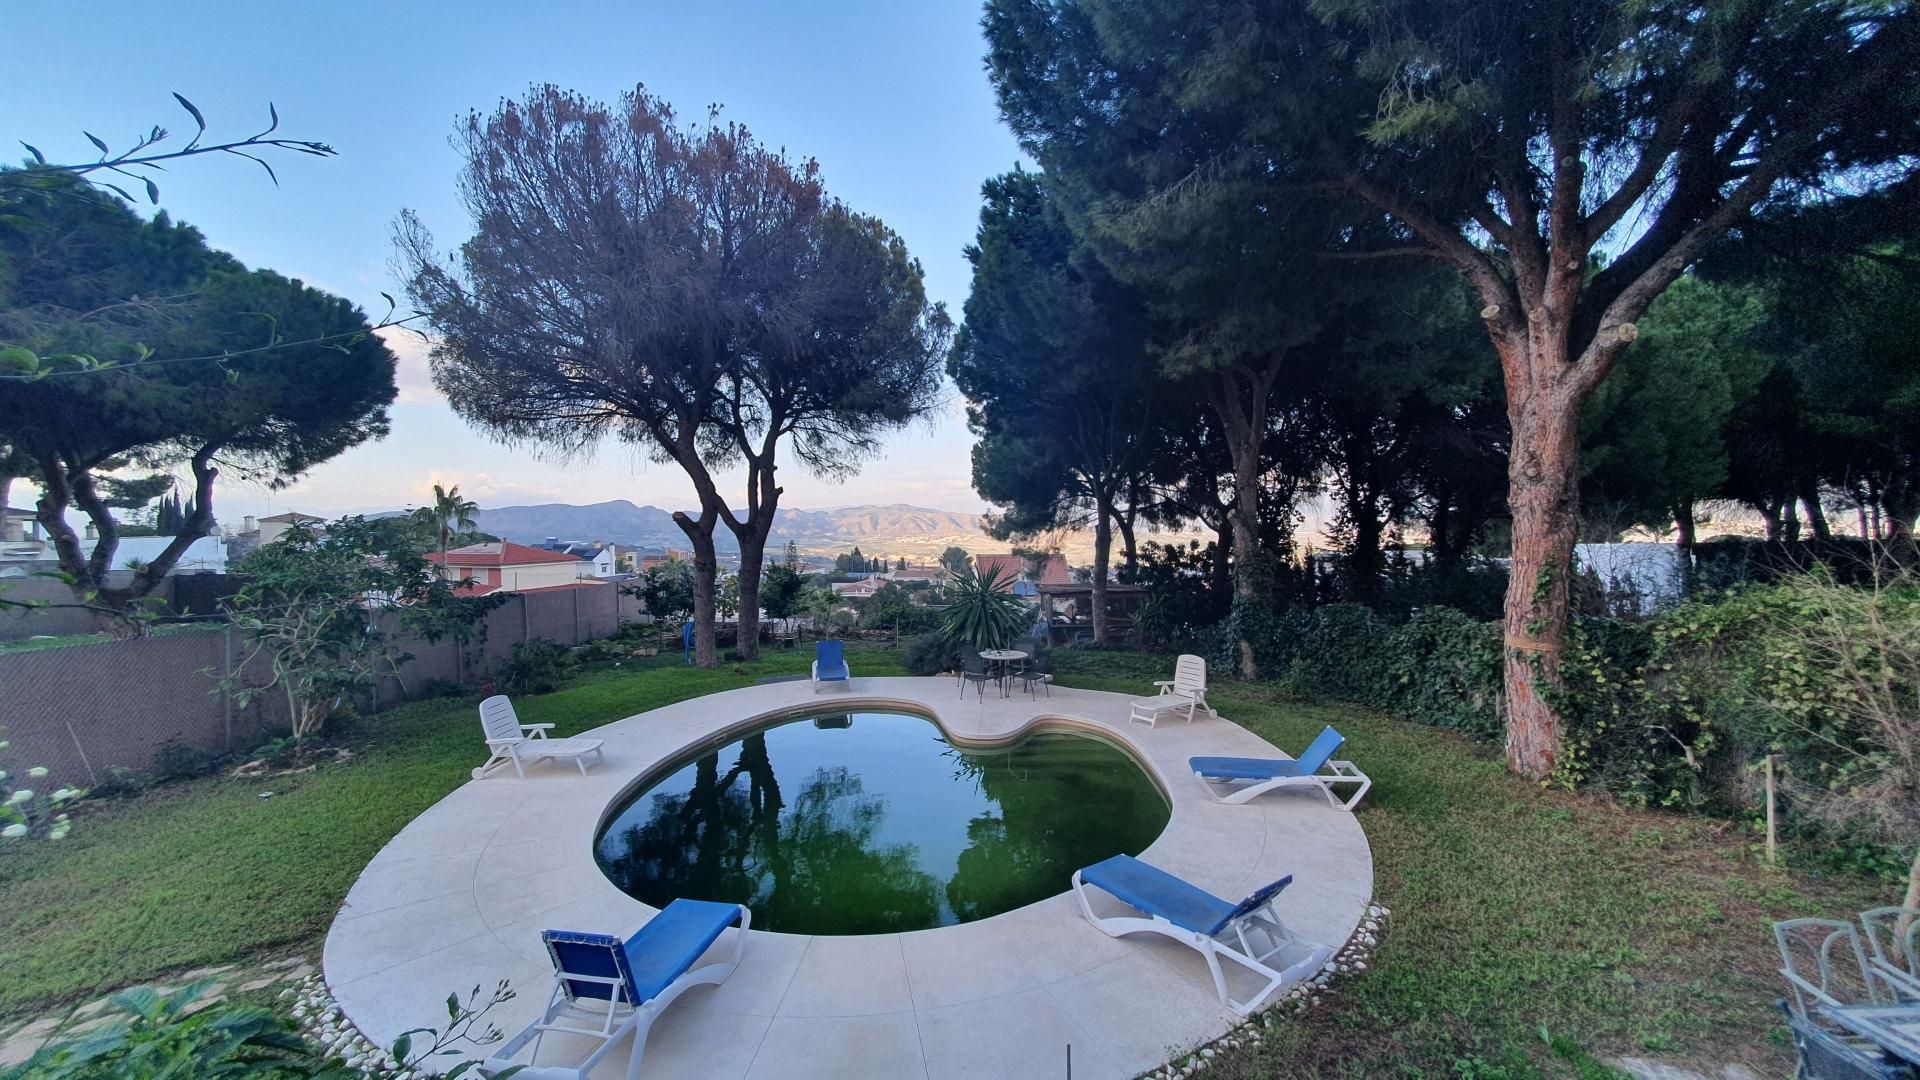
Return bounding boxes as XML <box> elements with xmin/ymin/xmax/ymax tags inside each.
<box><xmin>680</xmin><ymin>931</ymin><xmax>813</xmax><ymax>1018</ymax></box>
<box><xmin>337</xmin><ymin>850</ymin><xmax>481</xmax><ymax>918</ymax></box>
<box><xmin>1039</xmin><ymin>948</ymin><xmax>1240</xmax><ymax>1075</ymax></box>
<box><xmin>488</xmin><ymin>892</ymin><xmax>653</xmax><ymax>967</ymax></box>
<box><xmin>900</xmin><ymin>918</ymin><xmax>1039</xmax><ymax>1009</ymax></box>
<box><xmin>772</xmin><ymin>934</ymin><xmax>912</xmax><ymax>1018</ymax></box>
<box><xmin>623</xmin><ymin>1009</ymin><xmax>771</xmax><ymax>1080</ymax></box>
<box><xmin>915</xmin><ymin>986</ymin><xmax>1126</xmax><ymax>1080</ymax></box>
<box><xmin>743</xmin><ymin>1013</ymin><xmax>926</xmax><ymax>1080</ymax></box>
<box><xmin>330</xmin><ymin>933</ymin><xmax>544</xmax><ymax>1050</ymax></box>
<box><xmin>474</xmin><ymin>860</ymin><xmax>609</xmax><ymax>929</ymax></box>
<box><xmin>321</xmin><ymin>892</ymin><xmax>490</xmax><ymax>985</ymax></box>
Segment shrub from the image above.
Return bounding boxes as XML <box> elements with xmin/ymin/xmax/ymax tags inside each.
<box><xmin>939</xmin><ymin>563</ymin><xmax>1031</xmax><ymax>650</ymax></box>
<box><xmin>0</xmin><ymin>981</ymin><xmax>322</xmax><ymax>1079</ymax></box>
<box><xmin>497</xmin><ymin>639</ymin><xmax>579</xmax><ymax>695</ymax></box>
<box><xmin>417</xmin><ymin>677</ymin><xmax>470</xmax><ymax>699</ymax></box>
<box><xmin>904</xmin><ymin>633</ymin><xmax>965</xmax><ymax>676</ymax></box>
<box><xmin>152</xmin><ymin>739</ymin><xmax>226</xmax><ymax>783</ymax></box>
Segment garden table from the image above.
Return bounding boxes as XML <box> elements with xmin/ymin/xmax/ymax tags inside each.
<box><xmin>1821</xmin><ymin>1004</ymin><xmax>1920</xmax><ymax>1065</ymax></box>
<box><xmin>978</xmin><ymin>649</ymin><xmax>1028</xmax><ymax>698</ymax></box>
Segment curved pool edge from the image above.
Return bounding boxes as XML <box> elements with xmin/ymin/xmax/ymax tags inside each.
<box><xmin>323</xmin><ymin>676</ymin><xmax>1376</xmax><ymax>1079</ymax></box>
<box><xmin>591</xmin><ymin>694</ymin><xmax>1181</xmax><ymax>837</ymax></box>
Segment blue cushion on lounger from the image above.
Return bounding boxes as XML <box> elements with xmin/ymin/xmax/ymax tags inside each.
<box><xmin>814</xmin><ymin>640</ymin><xmax>848</xmax><ymax>680</ymax></box>
<box><xmin>623</xmin><ymin>899</ymin><xmax>744</xmax><ymax>1003</ymax></box>
<box><xmin>543</xmin><ymin>898</ymin><xmax>743</xmax><ymax>1005</ymax></box>
<box><xmin>1192</xmin><ymin>727</ymin><xmax>1345</xmax><ymax>781</ymax></box>
<box><xmin>1079</xmin><ymin>854</ymin><xmax>1292</xmax><ymax>938</ymax></box>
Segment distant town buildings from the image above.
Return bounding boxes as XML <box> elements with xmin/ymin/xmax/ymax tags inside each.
<box><xmin>428</xmin><ymin>541</ymin><xmax>615</xmax><ymax>596</ymax></box>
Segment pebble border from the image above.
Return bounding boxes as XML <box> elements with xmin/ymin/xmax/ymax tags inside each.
<box><xmin>1141</xmin><ymin>901</ymin><xmax>1390</xmax><ymax>1080</ymax></box>
<box><xmin>285</xmin><ymin>975</ymin><xmax>414</xmax><ymax>1078</ymax></box>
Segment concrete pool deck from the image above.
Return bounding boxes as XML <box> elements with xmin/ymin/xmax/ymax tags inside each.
<box><xmin>322</xmin><ymin>676</ymin><xmax>1375</xmax><ymax>1079</ymax></box>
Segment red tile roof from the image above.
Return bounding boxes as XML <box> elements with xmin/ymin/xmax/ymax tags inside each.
<box><xmin>450</xmin><ymin>580</ymin><xmax>610</xmax><ymax>598</ymax></box>
<box><xmin>974</xmin><ymin>553</ymin><xmax>1073</xmax><ymax>589</ymax></box>
<box><xmin>428</xmin><ymin>541</ymin><xmax>583</xmax><ymax>568</ymax></box>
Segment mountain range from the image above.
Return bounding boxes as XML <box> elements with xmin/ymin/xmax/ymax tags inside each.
<box><xmin>392</xmin><ymin>500</ymin><xmax>997</xmax><ymax>561</ymax></box>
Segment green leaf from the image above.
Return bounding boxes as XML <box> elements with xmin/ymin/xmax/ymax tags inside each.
<box><xmin>144</xmin><ymin>177</ymin><xmax>160</xmax><ymax>204</ymax></box>
<box><xmin>20</xmin><ymin>141</ymin><xmax>45</xmax><ymax>165</ymax></box>
<box><xmin>84</xmin><ymin>131</ymin><xmax>109</xmax><ymax>155</ymax></box>
<box><xmin>173</xmin><ymin>92</ymin><xmax>207</xmax><ymax>134</ymax></box>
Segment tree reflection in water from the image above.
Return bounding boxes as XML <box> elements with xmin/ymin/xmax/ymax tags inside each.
<box><xmin>595</xmin><ymin>716</ymin><xmax>1166</xmax><ymax>934</ymax></box>
<box><xmin>599</xmin><ymin>733</ymin><xmax>939</xmax><ymax>934</ymax></box>
<box><xmin>944</xmin><ymin>734</ymin><xmax>1170</xmax><ymax>922</ymax></box>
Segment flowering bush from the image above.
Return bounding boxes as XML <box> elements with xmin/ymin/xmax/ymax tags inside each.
<box><xmin>0</xmin><ymin>728</ymin><xmax>82</xmax><ymax>842</ymax></box>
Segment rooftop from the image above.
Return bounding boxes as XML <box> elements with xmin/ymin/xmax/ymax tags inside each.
<box><xmin>428</xmin><ymin>541</ymin><xmax>584</xmax><ymax>568</ymax></box>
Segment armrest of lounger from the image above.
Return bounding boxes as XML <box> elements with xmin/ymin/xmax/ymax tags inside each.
<box><xmin>520</xmin><ymin>723</ymin><xmax>554</xmax><ymax>739</ymax></box>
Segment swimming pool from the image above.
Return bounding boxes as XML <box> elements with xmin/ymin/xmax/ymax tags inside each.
<box><xmin>593</xmin><ymin>709</ymin><xmax>1170</xmax><ymax>935</ymax></box>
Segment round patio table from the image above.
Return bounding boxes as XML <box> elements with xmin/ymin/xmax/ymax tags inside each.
<box><xmin>978</xmin><ymin>648</ymin><xmax>1028</xmax><ymax>698</ymax></box>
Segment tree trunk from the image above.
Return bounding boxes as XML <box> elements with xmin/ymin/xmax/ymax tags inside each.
<box><xmin>1799</xmin><ymin>479</ymin><xmax>1832</xmax><ymax>542</ymax></box>
<box><xmin>1201</xmin><ymin>364</ymin><xmax>1280</xmax><ymax>679</ymax></box>
<box><xmin>1090</xmin><ymin>504</ymin><xmax>1112</xmax><ymax>645</ymax></box>
<box><xmin>1211</xmin><ymin>519</ymin><xmax>1233</xmax><ymax>616</ymax></box>
<box><xmin>735</xmin><ymin>528</ymin><xmax>767</xmax><ymax>661</ymax></box>
<box><xmin>1501</xmin><ymin>389</ymin><xmax>1583</xmax><ymax>780</ymax></box>
<box><xmin>1885</xmin><ymin>475</ymin><xmax>1919</xmax><ymax>548</ymax></box>
<box><xmin>1673</xmin><ymin>501</ymin><xmax>1697</xmax><ymax>550</ymax></box>
<box><xmin>1227</xmin><ymin>452</ymin><xmax>1262</xmax><ymax>679</ymax></box>
<box><xmin>1115</xmin><ymin>504</ymin><xmax>1138</xmax><ymax>581</ymax></box>
<box><xmin>674</xmin><ymin>511</ymin><xmax>720</xmax><ymax>667</ymax></box>
<box><xmin>1347</xmin><ymin>491</ymin><xmax>1385</xmax><ymax>603</ymax></box>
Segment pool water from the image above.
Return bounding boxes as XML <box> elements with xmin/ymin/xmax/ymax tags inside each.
<box><xmin>594</xmin><ymin>710</ymin><xmax>1170</xmax><ymax>934</ymax></box>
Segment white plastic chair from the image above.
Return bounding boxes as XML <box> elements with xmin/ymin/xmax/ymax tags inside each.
<box><xmin>474</xmin><ymin>695</ymin><xmax>606</xmax><ymax>780</ymax></box>
<box><xmin>1129</xmin><ymin>653</ymin><xmax>1209</xmax><ymax>726</ymax></box>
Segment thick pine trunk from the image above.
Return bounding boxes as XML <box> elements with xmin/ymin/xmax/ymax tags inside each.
<box><xmin>1090</xmin><ymin>505</ymin><xmax>1112</xmax><ymax>645</ymax></box>
<box><xmin>735</xmin><ymin>529</ymin><xmax>767</xmax><ymax>660</ymax></box>
<box><xmin>1228</xmin><ymin>445</ymin><xmax>1262</xmax><ymax>679</ymax></box>
<box><xmin>1502</xmin><ymin>387</ymin><xmax>1583</xmax><ymax>780</ymax></box>
<box><xmin>674</xmin><ymin>511</ymin><xmax>720</xmax><ymax>667</ymax></box>
<box><xmin>1673</xmin><ymin>501</ymin><xmax>1697</xmax><ymax>549</ymax></box>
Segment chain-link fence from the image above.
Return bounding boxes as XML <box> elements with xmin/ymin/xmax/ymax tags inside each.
<box><xmin>0</xmin><ymin>582</ymin><xmax>649</xmax><ymax>787</ymax></box>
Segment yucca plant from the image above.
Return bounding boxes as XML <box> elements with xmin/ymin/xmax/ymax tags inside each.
<box><xmin>940</xmin><ymin>563</ymin><xmax>1032</xmax><ymax>650</ymax></box>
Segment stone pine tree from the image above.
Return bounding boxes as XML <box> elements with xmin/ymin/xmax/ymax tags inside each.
<box><xmin>986</xmin><ymin>0</ymin><xmax>1920</xmax><ymax>777</ymax></box>
<box><xmin>399</xmin><ymin>85</ymin><xmax>943</xmax><ymax>666</ymax></box>
<box><xmin>950</xmin><ymin>170</ymin><xmax>1160</xmax><ymax>645</ymax></box>
<box><xmin>0</xmin><ymin>176</ymin><xmax>395</xmax><ymax>614</ymax></box>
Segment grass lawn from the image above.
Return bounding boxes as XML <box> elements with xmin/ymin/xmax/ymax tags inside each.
<box><xmin>0</xmin><ymin>644</ymin><xmax>1894</xmax><ymax>1077</ymax></box>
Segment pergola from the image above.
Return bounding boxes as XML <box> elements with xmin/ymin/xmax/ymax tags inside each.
<box><xmin>1035</xmin><ymin>581</ymin><xmax>1150</xmax><ymax>643</ymax></box>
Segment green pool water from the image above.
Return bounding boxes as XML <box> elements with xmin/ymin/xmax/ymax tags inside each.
<box><xmin>594</xmin><ymin>710</ymin><xmax>1170</xmax><ymax>935</ymax></box>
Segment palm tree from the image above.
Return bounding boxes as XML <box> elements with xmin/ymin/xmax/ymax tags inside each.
<box><xmin>412</xmin><ymin>483</ymin><xmax>480</xmax><ymax>572</ymax></box>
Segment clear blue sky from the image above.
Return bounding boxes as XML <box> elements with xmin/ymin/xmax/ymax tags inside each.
<box><xmin>3</xmin><ymin>0</ymin><xmax>1022</xmax><ymax>520</ymax></box>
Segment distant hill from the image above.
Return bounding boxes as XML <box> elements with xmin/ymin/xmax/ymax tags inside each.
<box><xmin>379</xmin><ymin>499</ymin><xmax>996</xmax><ymax>559</ymax></box>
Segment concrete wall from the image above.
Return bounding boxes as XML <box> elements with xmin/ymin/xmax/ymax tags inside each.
<box><xmin>0</xmin><ymin>581</ymin><xmax>652</xmax><ymax>788</ymax></box>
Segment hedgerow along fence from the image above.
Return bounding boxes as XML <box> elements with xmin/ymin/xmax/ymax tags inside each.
<box><xmin>0</xmin><ymin>583</ymin><xmax>648</xmax><ymax>788</ymax></box>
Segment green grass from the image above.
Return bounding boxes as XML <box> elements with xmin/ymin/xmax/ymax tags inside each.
<box><xmin>0</xmin><ymin>642</ymin><xmax>907</xmax><ymax>1017</ymax></box>
<box><xmin>1048</xmin><ymin>650</ymin><xmax>1887</xmax><ymax>1077</ymax></box>
<box><xmin>0</xmin><ymin>644</ymin><xmax>1893</xmax><ymax>1078</ymax></box>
